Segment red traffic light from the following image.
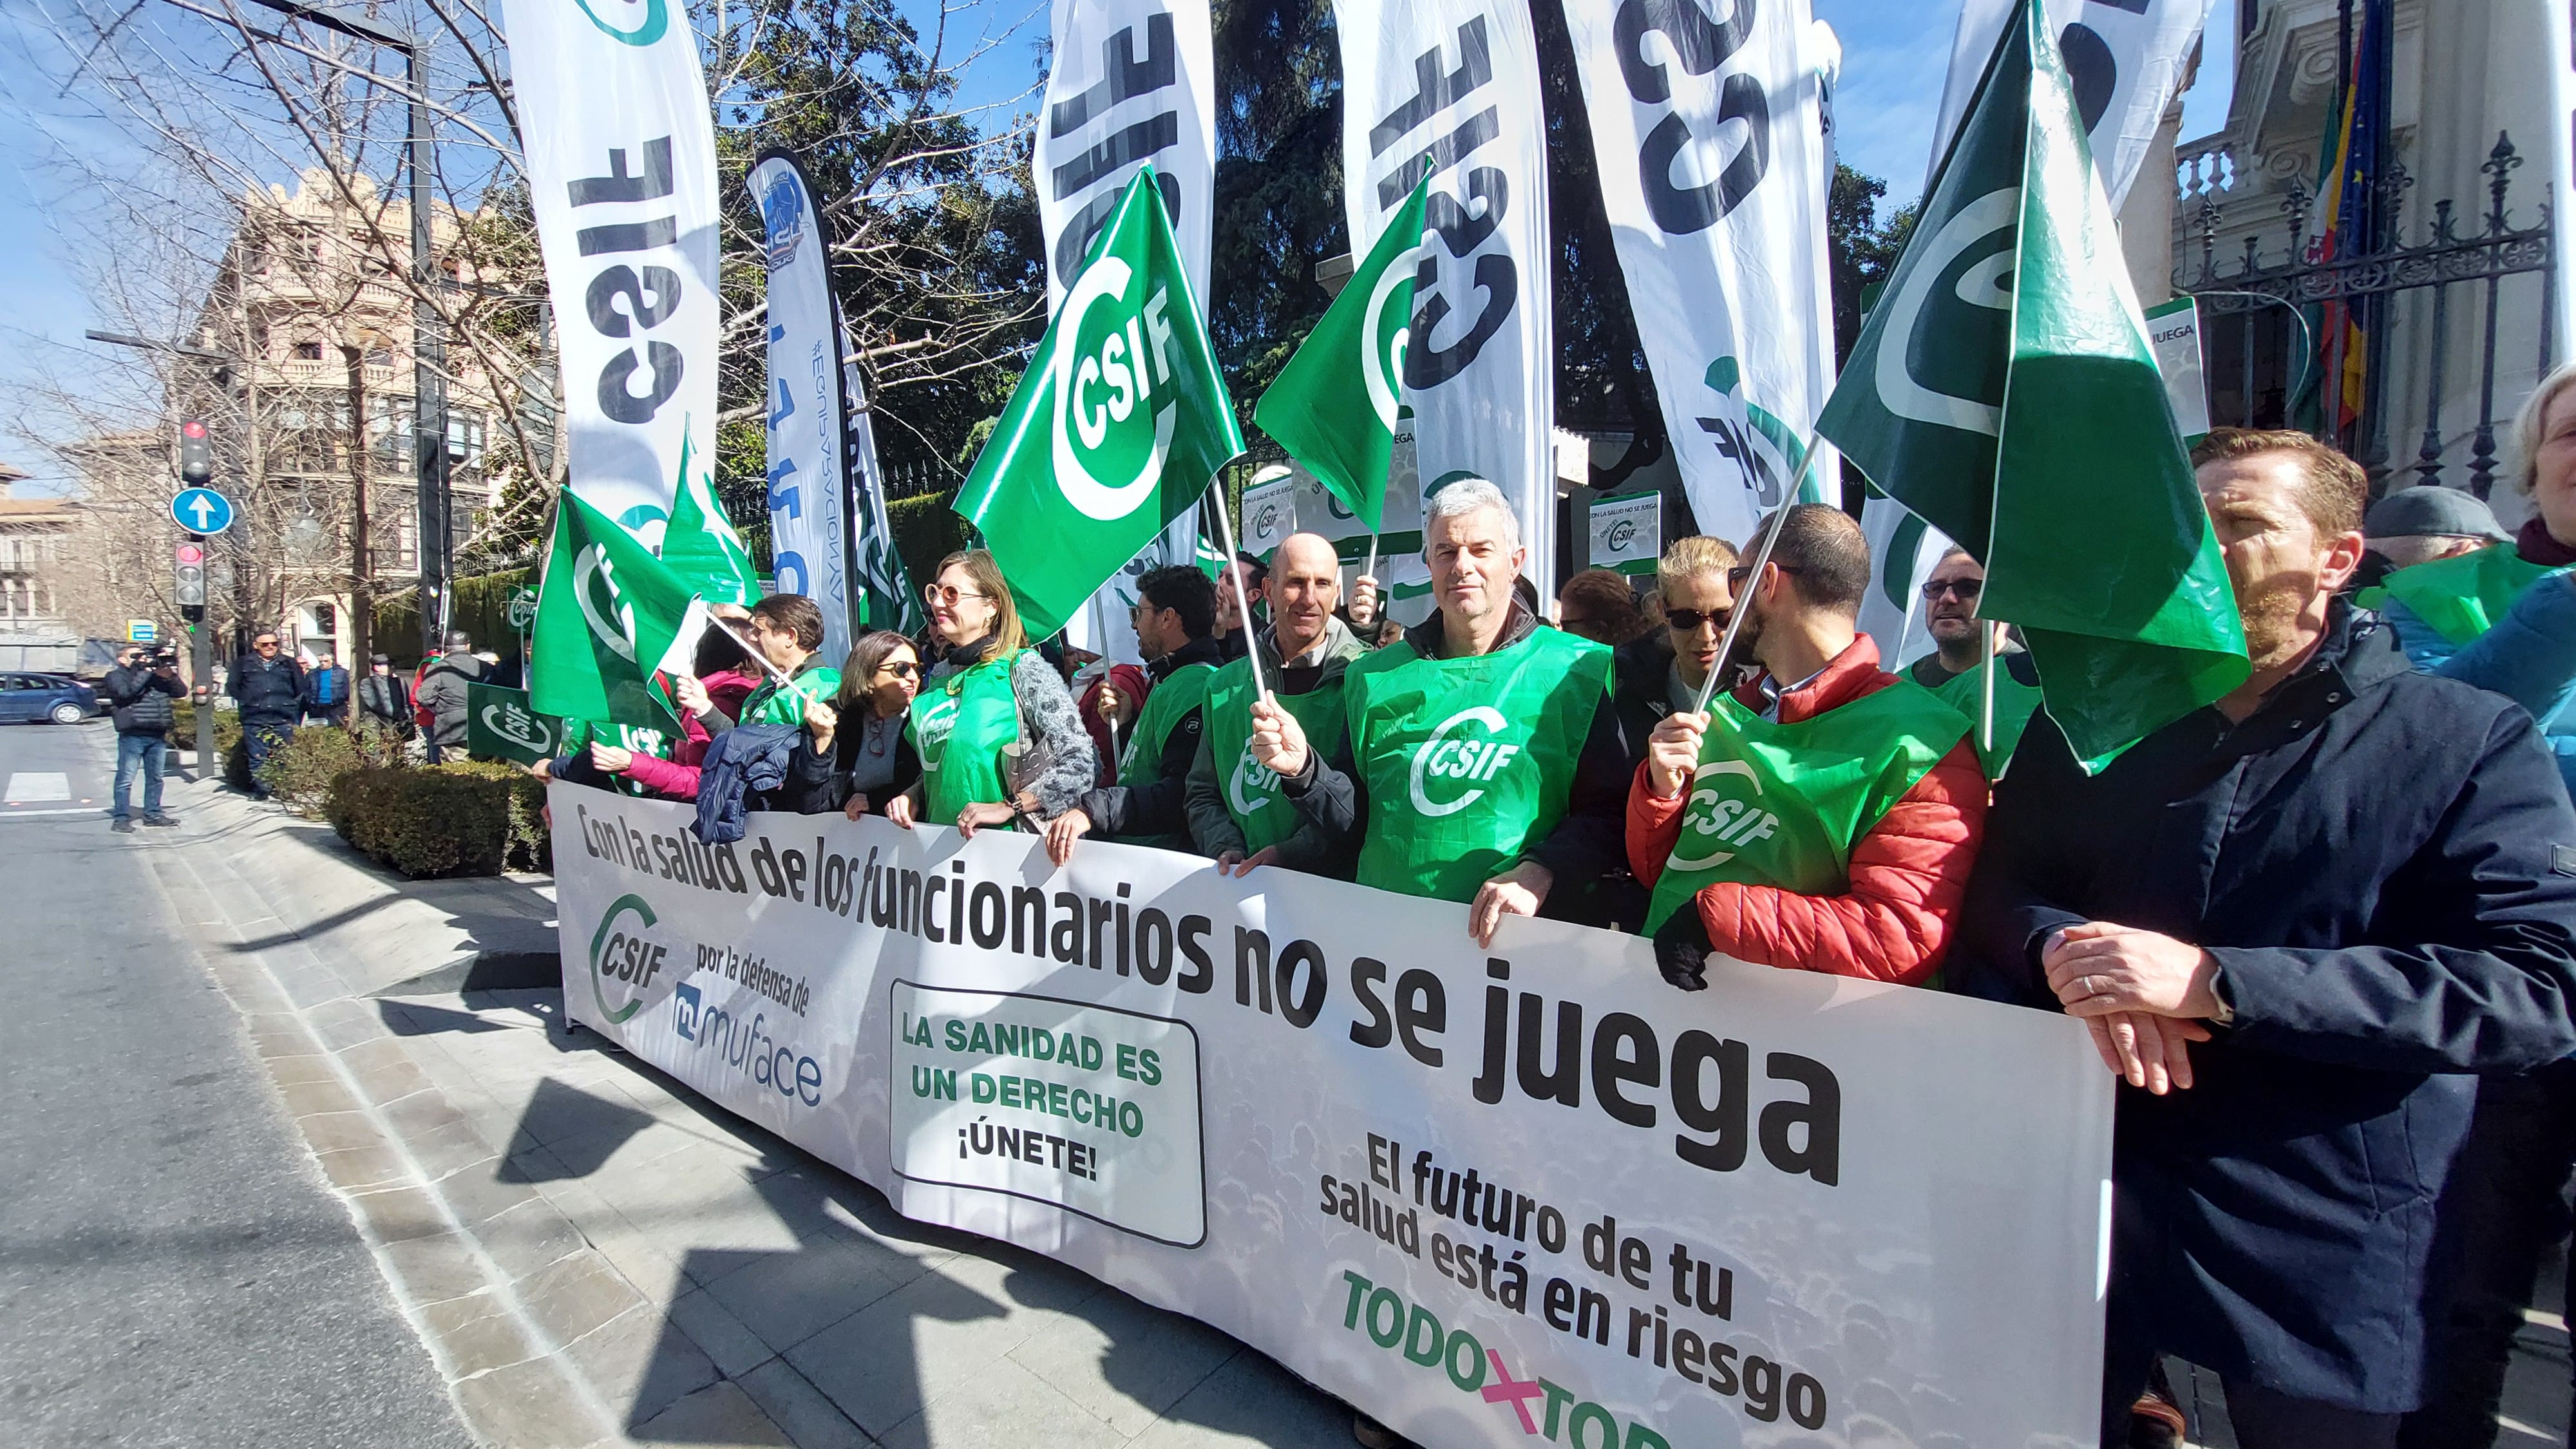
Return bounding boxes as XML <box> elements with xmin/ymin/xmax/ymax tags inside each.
<box><xmin>175</xmin><ymin>542</ymin><xmax>205</xmax><ymax>565</ymax></box>
<box><xmin>180</xmin><ymin>420</ymin><xmax>207</xmax><ymax>439</ymax></box>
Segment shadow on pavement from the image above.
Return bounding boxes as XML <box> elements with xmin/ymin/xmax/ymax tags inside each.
<box><xmin>496</xmin><ymin>1077</ymin><xmax>658</xmax><ymax>1184</ymax></box>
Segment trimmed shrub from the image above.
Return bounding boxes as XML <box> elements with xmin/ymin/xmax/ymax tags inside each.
<box><xmin>253</xmin><ymin>724</ymin><xmax>404</xmax><ymax>819</ymax></box>
<box><xmin>328</xmin><ymin>761</ymin><xmax>551</xmax><ymax>878</ymax></box>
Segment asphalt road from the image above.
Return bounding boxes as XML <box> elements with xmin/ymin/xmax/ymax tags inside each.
<box><xmin>0</xmin><ymin>718</ymin><xmax>474</xmax><ymax>1448</ymax></box>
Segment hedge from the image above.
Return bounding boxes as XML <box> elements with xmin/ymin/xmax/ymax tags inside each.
<box><xmin>251</xmin><ymin>723</ymin><xmax>406</xmax><ymax>819</ymax></box>
<box><xmin>327</xmin><ymin>761</ymin><xmax>551</xmax><ymax>878</ymax></box>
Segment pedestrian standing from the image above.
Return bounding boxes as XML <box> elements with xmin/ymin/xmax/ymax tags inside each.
<box><xmin>102</xmin><ymin>644</ymin><xmax>184</xmax><ymax>831</ymax></box>
<box><xmin>300</xmin><ymin>647</ymin><xmax>351</xmax><ymax>727</ymax></box>
<box><xmin>356</xmin><ymin>653</ymin><xmax>413</xmax><ymax>745</ymax></box>
<box><xmin>227</xmin><ymin>630</ymin><xmax>304</xmax><ymax>799</ymax></box>
<box><xmin>414</xmin><ymin>632</ymin><xmax>489</xmax><ymax>761</ymax></box>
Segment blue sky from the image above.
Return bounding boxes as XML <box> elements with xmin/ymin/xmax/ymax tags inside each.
<box><xmin>0</xmin><ymin>0</ymin><xmax>2235</xmax><ymax>497</ymax></box>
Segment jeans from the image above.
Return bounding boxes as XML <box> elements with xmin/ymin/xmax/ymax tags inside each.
<box><xmin>244</xmin><ymin>720</ymin><xmax>294</xmax><ymax>795</ymax></box>
<box><xmin>113</xmin><ymin>731</ymin><xmax>167</xmax><ymax>820</ymax></box>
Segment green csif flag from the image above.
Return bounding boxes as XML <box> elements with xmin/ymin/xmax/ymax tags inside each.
<box><xmin>1254</xmin><ymin>177</ymin><xmax>1429</xmax><ymax>533</ymax></box>
<box><xmin>531</xmin><ymin>489</ymin><xmax>709</xmax><ymax>735</ymax></box>
<box><xmin>951</xmin><ymin>167</ymin><xmax>1244</xmax><ymax>637</ymax></box>
<box><xmin>1815</xmin><ymin>0</ymin><xmax>2246</xmax><ymax>769</ymax></box>
<box><xmin>659</xmin><ymin>424</ymin><xmax>764</xmax><ymax>607</ymax></box>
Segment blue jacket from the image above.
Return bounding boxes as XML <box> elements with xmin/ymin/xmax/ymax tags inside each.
<box><xmin>2381</xmin><ymin>574</ymin><xmax>2576</xmax><ymax>799</ymax></box>
<box><xmin>1958</xmin><ymin>607</ymin><xmax>2576</xmax><ymax>1411</ymax></box>
<box><xmin>692</xmin><ymin>724</ymin><xmax>802</xmax><ymax>845</ymax></box>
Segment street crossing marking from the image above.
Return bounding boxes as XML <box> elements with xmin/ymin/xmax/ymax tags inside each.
<box><xmin>5</xmin><ymin>772</ymin><xmax>71</xmax><ymax>803</ymax></box>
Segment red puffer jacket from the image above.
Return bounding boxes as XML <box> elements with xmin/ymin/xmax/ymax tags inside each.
<box><xmin>1625</xmin><ymin>636</ymin><xmax>1987</xmax><ymax>986</ymax></box>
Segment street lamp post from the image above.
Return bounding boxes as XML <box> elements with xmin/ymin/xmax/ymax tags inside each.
<box><xmin>230</xmin><ymin>0</ymin><xmax>450</xmax><ymax>659</ymax></box>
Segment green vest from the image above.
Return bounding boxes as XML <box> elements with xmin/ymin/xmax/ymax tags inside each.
<box><xmin>739</xmin><ymin>661</ymin><xmax>843</xmax><ymax>727</ymax></box>
<box><xmin>2358</xmin><ymin>542</ymin><xmax>2559</xmax><ymax>646</ymax></box>
<box><xmin>1205</xmin><ymin>657</ymin><xmax>1351</xmax><ymax>856</ymax></box>
<box><xmin>1346</xmin><ymin>627</ymin><xmax>1613</xmax><ymax>902</ymax></box>
<box><xmin>1642</xmin><ymin>681</ymin><xmax>1970</xmax><ymax>933</ymax></box>
<box><xmin>911</xmin><ymin>651</ymin><xmax>1021</xmax><ymax>826</ymax></box>
<box><xmin>1927</xmin><ymin>660</ymin><xmax>2043</xmax><ymax>781</ymax></box>
<box><xmin>1109</xmin><ymin>659</ymin><xmax>1218</xmax><ymax>850</ymax></box>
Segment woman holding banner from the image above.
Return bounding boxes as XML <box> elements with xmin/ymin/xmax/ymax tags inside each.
<box><xmin>886</xmin><ymin>551</ymin><xmax>1095</xmax><ymax>834</ymax></box>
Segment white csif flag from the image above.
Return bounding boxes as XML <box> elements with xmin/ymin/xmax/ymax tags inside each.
<box><xmin>1931</xmin><ymin>0</ymin><xmax>2219</xmax><ymax>205</ymax></box>
<box><xmin>509</xmin><ymin>0</ymin><xmax>723</xmax><ymax>538</ymax></box>
<box><xmin>748</xmin><ymin>153</ymin><xmax>855</xmax><ymax>662</ymax></box>
<box><xmin>1562</xmin><ymin>0</ymin><xmax>1842</xmax><ymax>549</ymax></box>
<box><xmin>1331</xmin><ymin>0</ymin><xmax>1557</xmax><ymax>601</ymax></box>
<box><xmin>1035</xmin><ymin>0</ymin><xmax>1219</xmax><ymax>663</ymax></box>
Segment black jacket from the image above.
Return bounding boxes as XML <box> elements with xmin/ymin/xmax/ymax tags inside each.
<box><xmin>416</xmin><ymin>654</ymin><xmax>489</xmax><ymax>746</ymax></box>
<box><xmin>103</xmin><ymin>663</ymin><xmax>182</xmax><ymax>736</ymax></box>
<box><xmin>1957</xmin><ymin>607</ymin><xmax>2576</xmax><ymax>1410</ymax></box>
<box><xmin>357</xmin><ymin>671</ymin><xmax>412</xmax><ymax>724</ymax></box>
<box><xmin>777</xmin><ymin>713</ymin><xmax>922</xmax><ymax>816</ymax></box>
<box><xmin>1609</xmin><ymin>630</ymin><xmax>1680</xmax><ymax>760</ymax></box>
<box><xmin>228</xmin><ymin>654</ymin><xmax>305</xmax><ymax>726</ymax></box>
<box><xmin>301</xmin><ymin>666</ymin><xmax>352</xmax><ymax>716</ymax></box>
<box><xmin>1281</xmin><ymin>605</ymin><xmax>1634</xmax><ymax>918</ymax></box>
<box><xmin>1078</xmin><ymin>634</ymin><xmax>1224</xmax><ymax>839</ymax></box>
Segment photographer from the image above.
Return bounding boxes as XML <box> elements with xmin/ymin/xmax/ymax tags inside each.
<box><xmin>104</xmin><ymin>643</ymin><xmax>184</xmax><ymax>833</ymax></box>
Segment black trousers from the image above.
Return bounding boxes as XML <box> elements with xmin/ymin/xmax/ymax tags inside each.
<box><xmin>2398</xmin><ymin>1060</ymin><xmax>2576</xmax><ymax>1449</ymax></box>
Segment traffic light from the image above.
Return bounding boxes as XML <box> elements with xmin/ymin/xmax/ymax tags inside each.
<box><xmin>178</xmin><ymin>419</ymin><xmax>212</xmax><ymax>486</ymax></box>
<box><xmin>175</xmin><ymin>539</ymin><xmax>206</xmax><ymax>622</ymax></box>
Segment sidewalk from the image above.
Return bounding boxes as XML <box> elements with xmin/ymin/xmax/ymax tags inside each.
<box><xmin>128</xmin><ymin>768</ymin><xmax>2572</xmax><ymax>1448</ymax></box>
<box><xmin>135</xmin><ymin>773</ymin><xmax>1354</xmax><ymax>1448</ymax></box>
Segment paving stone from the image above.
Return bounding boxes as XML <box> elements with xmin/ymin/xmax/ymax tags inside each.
<box><xmin>874</xmin><ymin>1354</ymin><xmax>1119</xmax><ymax>1449</ymax></box>
<box><xmin>412</xmin><ymin>1118</ymin><xmax>507</xmax><ymax>1180</ymax></box>
<box><xmin>627</xmin><ymin>1379</ymin><xmax>797</xmax><ymax>1448</ymax></box>
<box><xmin>380</xmin><ymin>1084</ymin><xmax>478</xmax><ymax>1143</ymax></box>
<box><xmin>664</xmin><ymin>1287</ymin><xmax>776</xmax><ymax>1379</ymax></box>
<box><xmin>432</xmin><ymin>1157</ymin><xmax>545</xmax><ymax>1227</ymax></box>
<box><xmin>314</xmin><ymin>1142</ymin><xmax>406</xmax><ymax>1191</ymax></box>
<box><xmin>451</xmin><ymin>1353</ymin><xmax>619</xmax><ymax>1449</ymax></box>
<box><xmin>736</xmin><ymin>1358</ymin><xmax>880</xmax><ymax>1449</ymax></box>
<box><xmin>699</xmin><ymin>1238</ymin><xmax>913</xmax><ymax>1354</ymax></box>
<box><xmin>346</xmin><ymin>1180</ymin><xmax>455</xmax><ymax>1245</ymax></box>
<box><xmin>1007</xmin><ymin>1285</ymin><xmax>1242</xmax><ymax>1437</ymax></box>
<box><xmin>517</xmin><ymin>1247</ymin><xmax>652</xmax><ymax>1345</ymax></box>
<box><xmin>259</xmin><ymin>1051</ymin><xmax>341</xmax><ymax>1088</ymax></box>
<box><xmin>417</xmin><ymin>1289</ymin><xmax>542</xmax><ymax>1379</ymax></box>
<box><xmin>1125</xmin><ymin>1348</ymin><xmax>1348</xmax><ymax>1449</ymax></box>
<box><xmin>275</xmin><ymin>1073</ymin><xmax>365</xmax><ymax>1118</ymax></box>
<box><xmin>380</xmin><ymin>1227</ymin><xmax>499</xmax><ymax>1307</ymax></box>
<box><xmin>478</xmin><ymin>1195</ymin><xmax>592</xmax><ymax>1281</ymax></box>
<box><xmin>293</xmin><ymin>1107</ymin><xmax>387</xmax><ymax>1155</ymax></box>
<box><xmin>564</xmin><ymin>1301</ymin><xmax>719</xmax><ymax>1428</ymax></box>
<box><xmin>784</xmin><ymin>1248</ymin><xmax>1099</xmax><ymax>1437</ymax></box>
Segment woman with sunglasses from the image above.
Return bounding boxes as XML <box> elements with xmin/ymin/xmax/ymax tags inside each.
<box><xmin>885</xmin><ymin>551</ymin><xmax>1096</xmax><ymax>833</ymax></box>
<box><xmin>767</xmin><ymin>630</ymin><xmax>923</xmax><ymax>816</ymax></box>
<box><xmin>1609</xmin><ymin>535</ymin><xmax>1741</xmax><ymax>754</ymax></box>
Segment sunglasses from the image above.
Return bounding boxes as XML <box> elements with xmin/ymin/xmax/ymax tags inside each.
<box><xmin>1725</xmin><ymin>564</ymin><xmax>1804</xmax><ymax>585</ymax></box>
<box><xmin>881</xmin><ymin>661</ymin><xmax>920</xmax><ymax>679</ymax></box>
<box><xmin>1665</xmin><ymin>607</ymin><xmax>1729</xmax><ymax>632</ymax></box>
<box><xmin>1921</xmin><ymin>578</ymin><xmax>1984</xmax><ymax>601</ymax></box>
<box><xmin>254</xmin><ymin>639</ymin><xmax>279</xmax><ymax>649</ymax></box>
<box><xmin>923</xmin><ymin>583</ymin><xmax>989</xmax><ymax>607</ymax></box>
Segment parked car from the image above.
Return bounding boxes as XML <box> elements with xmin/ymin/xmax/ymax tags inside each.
<box><xmin>0</xmin><ymin>674</ymin><xmax>100</xmax><ymax>725</ymax></box>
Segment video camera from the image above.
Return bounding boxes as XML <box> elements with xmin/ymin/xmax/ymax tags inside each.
<box><xmin>128</xmin><ymin>643</ymin><xmax>179</xmax><ymax>670</ymax></box>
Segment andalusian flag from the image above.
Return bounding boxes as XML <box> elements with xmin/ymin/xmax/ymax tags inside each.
<box><xmin>658</xmin><ymin>428</ymin><xmax>763</xmax><ymax>607</ymax></box>
<box><xmin>1254</xmin><ymin>176</ymin><xmax>1428</xmax><ymax>533</ymax></box>
<box><xmin>951</xmin><ymin>167</ymin><xmax>1244</xmax><ymax>637</ymax></box>
<box><xmin>1815</xmin><ymin>0</ymin><xmax>2246</xmax><ymax>768</ymax></box>
<box><xmin>531</xmin><ymin>489</ymin><xmax>708</xmax><ymax>734</ymax></box>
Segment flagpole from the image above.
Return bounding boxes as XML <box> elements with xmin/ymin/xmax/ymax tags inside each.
<box><xmin>1206</xmin><ymin>484</ymin><xmax>1272</xmax><ymax>702</ymax></box>
<box><xmin>1361</xmin><ymin>535</ymin><xmax>1379</xmax><ymax>627</ymax></box>
<box><xmin>1980</xmin><ymin>620</ymin><xmax>1998</xmax><ymax>757</ymax></box>
<box><xmin>1687</xmin><ymin>444</ymin><xmax>1825</xmax><ymax>718</ymax></box>
<box><xmin>705</xmin><ymin>614</ymin><xmax>817</xmax><ymax>709</ymax></box>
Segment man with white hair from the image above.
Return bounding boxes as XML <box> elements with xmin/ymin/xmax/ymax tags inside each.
<box><xmin>1253</xmin><ymin>478</ymin><xmax>1632</xmax><ymax>945</ymax></box>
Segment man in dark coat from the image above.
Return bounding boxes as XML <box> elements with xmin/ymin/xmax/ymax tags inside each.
<box><xmin>299</xmin><ymin>645</ymin><xmax>352</xmax><ymax>726</ymax></box>
<box><xmin>102</xmin><ymin>644</ymin><xmax>184</xmax><ymax>830</ymax></box>
<box><xmin>1959</xmin><ymin>429</ymin><xmax>2576</xmax><ymax>1446</ymax></box>
<box><xmin>227</xmin><ymin>629</ymin><xmax>305</xmax><ymax>799</ymax></box>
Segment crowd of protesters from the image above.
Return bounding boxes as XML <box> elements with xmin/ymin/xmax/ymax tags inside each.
<box><xmin>497</xmin><ymin>368</ymin><xmax>2576</xmax><ymax>1448</ymax></box>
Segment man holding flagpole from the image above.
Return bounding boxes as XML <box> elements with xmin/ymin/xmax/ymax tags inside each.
<box><xmin>1251</xmin><ymin>480</ymin><xmax>1630</xmax><ymax>945</ymax></box>
<box><xmin>1627</xmin><ymin>506</ymin><xmax>1987</xmax><ymax>990</ymax></box>
<box><xmin>1045</xmin><ymin>565</ymin><xmax>1226</xmax><ymax>858</ymax></box>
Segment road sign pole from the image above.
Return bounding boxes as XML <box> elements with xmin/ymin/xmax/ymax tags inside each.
<box><xmin>193</xmin><ymin>611</ymin><xmax>215</xmax><ymax>781</ymax></box>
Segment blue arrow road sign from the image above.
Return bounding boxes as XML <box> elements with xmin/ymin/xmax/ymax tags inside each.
<box><xmin>171</xmin><ymin>487</ymin><xmax>234</xmax><ymax>535</ymax></box>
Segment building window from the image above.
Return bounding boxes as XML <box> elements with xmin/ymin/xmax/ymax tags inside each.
<box><xmin>293</xmin><ymin>341</ymin><xmax>323</xmax><ymax>361</ymax></box>
<box><xmin>446</xmin><ymin>411</ymin><xmax>486</xmax><ymax>467</ymax></box>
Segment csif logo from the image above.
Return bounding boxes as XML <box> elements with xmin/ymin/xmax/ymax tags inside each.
<box><xmin>588</xmin><ymin>894</ymin><xmax>671</xmax><ymax>1025</ymax></box>
<box><xmin>1408</xmin><ymin>707</ymin><xmax>1521</xmax><ymax>819</ymax></box>
<box><xmin>1669</xmin><ymin>759</ymin><xmax>1777</xmax><ymax>871</ymax></box>
<box><xmin>1050</xmin><ymin>260</ymin><xmax>1181</xmax><ymax>522</ymax></box>
<box><xmin>913</xmin><ymin>695</ymin><xmax>961</xmax><ymax>766</ymax></box>
<box><xmin>481</xmin><ymin>701</ymin><xmax>556</xmax><ymax>753</ymax></box>
<box><xmin>573</xmin><ymin>544</ymin><xmax>639</xmax><ymax>661</ymax></box>
<box><xmin>1872</xmin><ymin>186</ymin><xmax>2019</xmax><ymax>439</ymax></box>
<box><xmin>1226</xmin><ymin>740</ymin><xmax>1281</xmax><ymax>817</ymax></box>
<box><xmin>576</xmin><ymin>0</ymin><xmax>668</xmax><ymax>46</ymax></box>
<box><xmin>759</xmin><ymin>171</ymin><xmax>806</xmax><ymax>270</ymax></box>
<box><xmin>1360</xmin><ymin>235</ymin><xmax>1428</xmax><ymax>431</ymax></box>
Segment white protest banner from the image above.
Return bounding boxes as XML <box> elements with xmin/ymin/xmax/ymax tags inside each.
<box><xmin>749</xmin><ymin>154</ymin><xmax>854</xmax><ymax>661</ymax></box>
<box><xmin>509</xmin><ymin>0</ymin><xmax>722</xmax><ymax>536</ymax></box>
<box><xmin>2145</xmin><ymin>296</ymin><xmax>2212</xmax><ymax>442</ymax></box>
<box><xmin>1332</xmin><ymin>0</ymin><xmax>1558</xmax><ymax>602</ymax></box>
<box><xmin>556</xmin><ymin>786</ymin><xmax>2113</xmax><ymax>1448</ymax></box>
<box><xmin>1588</xmin><ymin>492</ymin><xmax>1661</xmax><ymax>576</ymax></box>
<box><xmin>1037</xmin><ymin>0</ymin><xmax>1219</xmax><ymax>663</ymax></box>
<box><xmin>1240</xmin><ymin>466</ymin><xmax>1301</xmax><ymax>559</ymax></box>
<box><xmin>1561</xmin><ymin>0</ymin><xmax>1839</xmax><ymax>547</ymax></box>
<box><xmin>1930</xmin><ymin>0</ymin><xmax>2219</xmax><ymax>207</ymax></box>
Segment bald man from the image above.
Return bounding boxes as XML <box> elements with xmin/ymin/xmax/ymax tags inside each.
<box><xmin>1048</xmin><ymin>533</ymin><xmax>1370</xmax><ymax>871</ymax></box>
